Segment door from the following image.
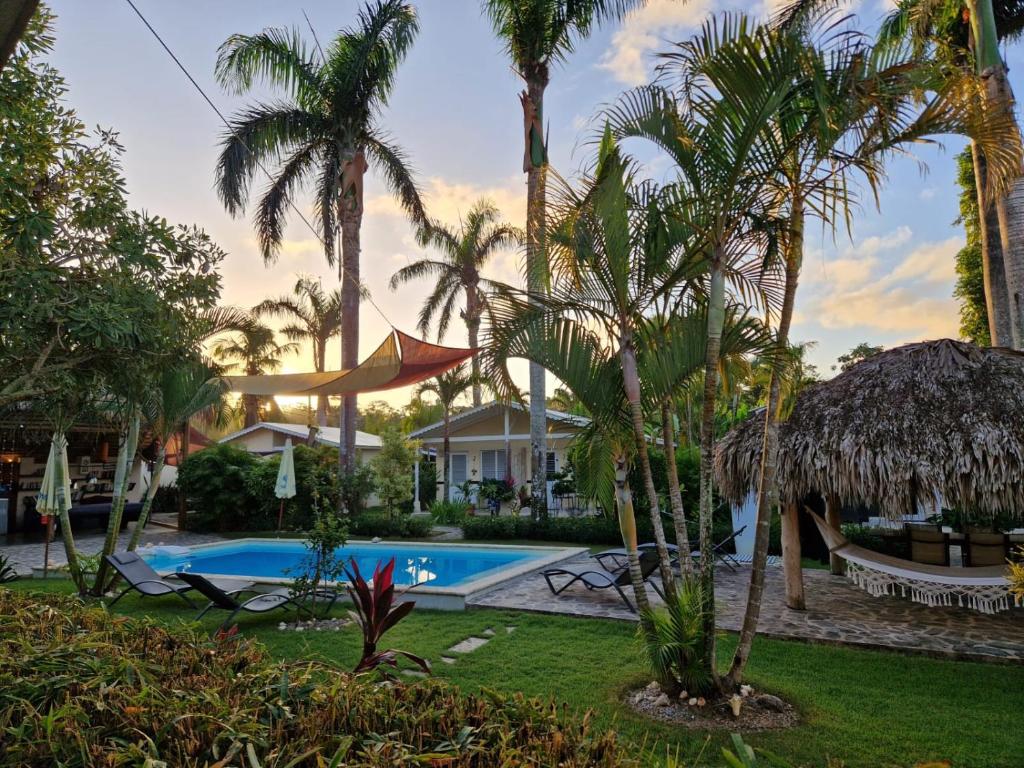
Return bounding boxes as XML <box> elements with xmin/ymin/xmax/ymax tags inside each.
<box><xmin>449</xmin><ymin>453</ymin><xmax>469</xmax><ymax>502</ymax></box>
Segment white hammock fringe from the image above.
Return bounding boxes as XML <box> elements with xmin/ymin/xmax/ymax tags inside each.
<box><xmin>845</xmin><ymin>562</ymin><xmax>1016</xmax><ymax>615</ymax></box>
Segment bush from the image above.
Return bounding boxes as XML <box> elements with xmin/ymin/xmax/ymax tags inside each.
<box><xmin>339</xmin><ymin>464</ymin><xmax>375</xmax><ymax>516</ymax></box>
<box><xmin>430</xmin><ymin>499</ymin><xmax>470</xmax><ymax>525</ymax></box>
<box><xmin>0</xmin><ymin>591</ymin><xmax>637</xmax><ymax>767</ymax></box>
<box><xmin>246</xmin><ymin>444</ymin><xmax>339</xmax><ymax>530</ymax></box>
<box><xmin>349</xmin><ymin>511</ymin><xmax>434</xmax><ymax>538</ymax></box>
<box><xmin>176</xmin><ymin>443</ymin><xmax>259</xmax><ymax>531</ymax></box>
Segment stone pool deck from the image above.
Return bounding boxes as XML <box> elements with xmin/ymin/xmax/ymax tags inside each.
<box><xmin>468</xmin><ymin>556</ymin><xmax>1024</xmax><ymax>664</ymax></box>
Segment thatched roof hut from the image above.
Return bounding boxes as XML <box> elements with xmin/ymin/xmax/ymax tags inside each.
<box><xmin>714</xmin><ymin>339</ymin><xmax>1024</xmax><ymax>519</ymax></box>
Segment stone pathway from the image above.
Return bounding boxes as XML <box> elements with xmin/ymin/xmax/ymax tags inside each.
<box><xmin>468</xmin><ymin>556</ymin><xmax>1024</xmax><ymax>664</ymax></box>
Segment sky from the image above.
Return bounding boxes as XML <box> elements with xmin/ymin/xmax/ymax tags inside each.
<box><xmin>45</xmin><ymin>0</ymin><xmax>1024</xmax><ymax>409</ymax></box>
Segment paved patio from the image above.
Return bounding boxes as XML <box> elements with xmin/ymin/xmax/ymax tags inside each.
<box><xmin>468</xmin><ymin>556</ymin><xmax>1024</xmax><ymax>664</ymax></box>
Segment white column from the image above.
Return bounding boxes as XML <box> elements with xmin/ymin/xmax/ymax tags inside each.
<box><xmin>413</xmin><ymin>458</ymin><xmax>421</xmax><ymax>513</ymax></box>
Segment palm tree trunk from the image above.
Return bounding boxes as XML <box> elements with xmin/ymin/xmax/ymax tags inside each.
<box><xmin>443</xmin><ymin>412</ymin><xmax>451</xmax><ymax>503</ymax></box>
<box><xmin>698</xmin><ymin>257</ymin><xmax>726</xmax><ymax>687</ymax></box>
<box><xmin>661</xmin><ymin>400</ymin><xmax>693</xmax><ymax>579</ymax></box>
<box><xmin>339</xmin><ymin>189</ymin><xmax>362</xmax><ymax>485</ymax></box>
<box><xmin>525</xmin><ymin>76</ymin><xmax>549</xmax><ymax>520</ymax></box>
<box><xmin>972</xmin><ymin>143</ymin><xmax>1014</xmax><ymax>346</ymax></box>
<box><xmin>614</xmin><ymin>450</ymin><xmax>652</xmax><ymax>613</ymax></box>
<box><xmin>726</xmin><ymin>195</ymin><xmax>803</xmax><ymax>688</ymax></box>
<box><xmin>620</xmin><ymin>336</ymin><xmax>676</xmax><ymax>596</ymax></box>
<box><xmin>242</xmin><ymin>394</ymin><xmax>260</xmax><ymax>428</ymax></box>
<box><xmin>176</xmin><ymin>419</ymin><xmax>191</xmax><ymax>529</ymax></box>
<box><xmin>316</xmin><ymin>339</ymin><xmax>329</xmax><ymax>426</ymax></box>
<box><xmin>92</xmin><ymin>414</ymin><xmax>140</xmax><ymax>595</ymax></box>
<box><xmin>465</xmin><ymin>286</ymin><xmax>483</xmax><ymax>407</ymax></box>
<box><xmin>127</xmin><ymin>449</ymin><xmax>166</xmax><ymax>552</ymax></box>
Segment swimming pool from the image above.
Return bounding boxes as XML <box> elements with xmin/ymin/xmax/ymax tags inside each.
<box><xmin>141</xmin><ymin>539</ymin><xmax>585</xmax><ymax>610</ymax></box>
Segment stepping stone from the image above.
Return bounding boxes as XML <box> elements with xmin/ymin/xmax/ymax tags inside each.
<box><xmin>482</xmin><ymin>628</ymin><xmax>495</xmax><ymax>636</ymax></box>
<box><xmin>505</xmin><ymin>626</ymin><xmax>516</xmax><ymax>634</ymax></box>
<box><xmin>440</xmin><ymin>656</ymin><xmax>457</xmax><ymax>665</ymax></box>
<box><xmin>448</xmin><ymin>636</ymin><xmax>490</xmax><ymax>654</ymax></box>
<box><xmin>402</xmin><ymin>669</ymin><xmax>429</xmax><ymax>678</ymax></box>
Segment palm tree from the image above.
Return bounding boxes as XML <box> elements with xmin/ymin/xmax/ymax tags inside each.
<box><xmin>254</xmin><ymin>276</ymin><xmax>342</xmax><ymax>426</ymax></box>
<box><xmin>547</xmin><ymin>386</ymin><xmax>585</xmax><ymax>415</ymax></box>
<box><xmin>212</xmin><ymin>323</ymin><xmax>298</xmax><ymax>427</ymax></box>
<box><xmin>415</xmin><ymin>365</ymin><xmax>475</xmax><ymax>501</ymax></box>
<box><xmin>125</xmin><ymin>361</ymin><xmax>228</xmax><ymax>553</ymax></box>
<box><xmin>390</xmin><ymin>198</ymin><xmax>520</xmax><ymax>406</ymax></box>
<box><xmin>215</xmin><ymin>0</ymin><xmax>424</xmax><ymax>476</ymax></box>
<box><xmin>483</xmin><ymin>0</ymin><xmax>650</xmax><ymax>516</ymax></box>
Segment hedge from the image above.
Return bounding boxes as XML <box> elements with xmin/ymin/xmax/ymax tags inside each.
<box><xmin>0</xmin><ymin>590</ymin><xmax>636</xmax><ymax>767</ymax></box>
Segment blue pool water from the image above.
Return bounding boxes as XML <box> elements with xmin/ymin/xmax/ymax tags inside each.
<box><xmin>142</xmin><ymin>540</ymin><xmax>546</xmax><ymax>588</ymax></box>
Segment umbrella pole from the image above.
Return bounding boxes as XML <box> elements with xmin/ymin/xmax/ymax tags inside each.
<box><xmin>277</xmin><ymin>499</ymin><xmax>284</xmax><ymax>536</ymax></box>
<box><xmin>43</xmin><ymin>517</ymin><xmax>53</xmax><ymax>578</ymax></box>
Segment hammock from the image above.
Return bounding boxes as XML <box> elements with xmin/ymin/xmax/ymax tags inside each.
<box><xmin>226</xmin><ymin>330</ymin><xmax>475</xmax><ymax>396</ymax></box>
<box><xmin>808</xmin><ymin>510</ymin><xmax>1016</xmax><ymax>615</ymax></box>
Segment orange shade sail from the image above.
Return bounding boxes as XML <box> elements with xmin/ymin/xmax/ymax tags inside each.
<box><xmin>225</xmin><ymin>330</ymin><xmax>476</xmax><ymax>396</ymax></box>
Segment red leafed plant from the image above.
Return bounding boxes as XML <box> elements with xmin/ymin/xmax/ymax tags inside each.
<box><xmin>345</xmin><ymin>557</ymin><xmax>431</xmax><ymax>675</ymax></box>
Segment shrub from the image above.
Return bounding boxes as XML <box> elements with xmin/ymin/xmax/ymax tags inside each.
<box><xmin>339</xmin><ymin>463</ymin><xmax>375</xmax><ymax>515</ymax></box>
<box><xmin>246</xmin><ymin>444</ymin><xmax>339</xmax><ymax>530</ymax></box>
<box><xmin>349</xmin><ymin>511</ymin><xmax>434</xmax><ymax>538</ymax></box>
<box><xmin>0</xmin><ymin>591</ymin><xmax>637</xmax><ymax>767</ymax></box>
<box><xmin>430</xmin><ymin>499</ymin><xmax>470</xmax><ymax>525</ymax></box>
<box><xmin>369</xmin><ymin>427</ymin><xmax>417</xmax><ymax>516</ymax></box>
<box><xmin>176</xmin><ymin>443</ymin><xmax>259</xmax><ymax>531</ymax></box>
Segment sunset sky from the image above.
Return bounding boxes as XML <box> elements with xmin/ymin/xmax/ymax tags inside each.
<box><xmin>47</xmin><ymin>0</ymin><xmax>1024</xmax><ymax>408</ymax></box>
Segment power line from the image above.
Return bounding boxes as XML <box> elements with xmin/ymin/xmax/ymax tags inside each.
<box><xmin>122</xmin><ymin>0</ymin><xmax>395</xmax><ymax>328</ymax></box>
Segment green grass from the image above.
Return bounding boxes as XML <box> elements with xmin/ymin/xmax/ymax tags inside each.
<box><xmin>5</xmin><ymin>579</ymin><xmax>1021</xmax><ymax>768</ymax></box>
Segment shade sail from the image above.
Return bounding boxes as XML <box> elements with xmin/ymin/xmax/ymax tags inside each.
<box><xmin>226</xmin><ymin>330</ymin><xmax>476</xmax><ymax>397</ymax></box>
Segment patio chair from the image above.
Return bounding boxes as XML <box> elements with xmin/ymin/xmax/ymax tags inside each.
<box><xmin>174</xmin><ymin>571</ymin><xmax>339</xmax><ymax>629</ymax></box>
<box><xmin>104</xmin><ymin>552</ymin><xmax>251</xmax><ymax>608</ymax></box>
<box><xmin>689</xmin><ymin>525</ymin><xmax>748</xmax><ymax>572</ymax></box>
<box><xmin>964</xmin><ymin>531</ymin><xmax>1010</xmax><ymax>567</ymax></box>
<box><xmin>592</xmin><ymin>542</ymin><xmax>680</xmax><ymax>573</ymax></box>
<box><xmin>906</xmin><ymin>524</ymin><xmax>950</xmax><ymax>566</ymax></box>
<box><xmin>542</xmin><ymin>550</ymin><xmax>661</xmax><ymax>612</ymax></box>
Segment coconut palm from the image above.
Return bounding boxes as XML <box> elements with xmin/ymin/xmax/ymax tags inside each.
<box><xmin>212</xmin><ymin>323</ymin><xmax>298</xmax><ymax>427</ymax></box>
<box><xmin>215</xmin><ymin>0</ymin><xmax>424</xmax><ymax>475</ymax></box>
<box><xmin>415</xmin><ymin>365</ymin><xmax>476</xmax><ymax>502</ymax></box>
<box><xmin>254</xmin><ymin>276</ymin><xmax>342</xmax><ymax>426</ymax></box>
<box><xmin>483</xmin><ymin>0</ymin><xmax>650</xmax><ymax>516</ymax></box>
<box><xmin>390</xmin><ymin>198</ymin><xmax>521</xmax><ymax>406</ymax></box>
<box><xmin>125</xmin><ymin>361</ymin><xmax>228</xmax><ymax>553</ymax></box>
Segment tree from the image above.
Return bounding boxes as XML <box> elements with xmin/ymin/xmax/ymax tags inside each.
<box><xmin>390</xmin><ymin>198</ymin><xmax>520</xmax><ymax>406</ymax></box>
<box><xmin>370</xmin><ymin>426</ymin><xmax>418</xmax><ymax>517</ymax></box>
<box><xmin>954</xmin><ymin>147</ymin><xmax>993</xmax><ymax>344</ymax></box>
<box><xmin>359</xmin><ymin>400</ymin><xmax>403</xmax><ymax>434</ymax></box>
<box><xmin>254</xmin><ymin>276</ymin><xmax>342</xmax><ymax>426</ymax></box>
<box><xmin>212</xmin><ymin>322</ymin><xmax>298</xmax><ymax>427</ymax></box>
<box><xmin>483</xmin><ymin>0</ymin><xmax>650</xmax><ymax>516</ymax></box>
<box><xmin>835</xmin><ymin>342</ymin><xmax>885</xmax><ymax>372</ymax></box>
<box><xmin>415</xmin><ymin>365</ymin><xmax>476</xmax><ymax>502</ymax></box>
<box><xmin>215</xmin><ymin>0</ymin><xmax>424</xmax><ymax>478</ymax></box>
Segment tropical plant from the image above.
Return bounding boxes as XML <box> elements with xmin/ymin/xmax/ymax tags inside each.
<box><xmin>175</xmin><ymin>443</ymin><xmax>261</xmax><ymax>531</ymax></box>
<box><xmin>289</xmin><ymin>493</ymin><xmax>347</xmax><ymax>618</ymax></box>
<box><xmin>338</xmin><ymin>463</ymin><xmax>376</xmax><ymax>516</ymax></box>
<box><xmin>483</xmin><ymin>0</ymin><xmax>650</xmax><ymax>516</ymax></box>
<box><xmin>125</xmin><ymin>361</ymin><xmax>228</xmax><ymax>554</ymax></box>
<box><xmin>345</xmin><ymin>557</ymin><xmax>430</xmax><ymax>674</ymax></box>
<box><xmin>369</xmin><ymin>426</ymin><xmax>418</xmax><ymax>517</ymax></box>
<box><xmin>391</xmin><ymin>198</ymin><xmax>520</xmax><ymax>406</ymax></box>
<box><xmin>0</xmin><ymin>553</ymin><xmax>17</xmax><ymax>583</ymax></box>
<box><xmin>212</xmin><ymin>321</ymin><xmax>298</xmax><ymax>427</ymax></box>
<box><xmin>430</xmin><ymin>498</ymin><xmax>470</xmax><ymax>525</ymax></box>
<box><xmin>253</xmin><ymin>276</ymin><xmax>342</xmax><ymax>426</ymax></box>
<box><xmin>638</xmin><ymin>577</ymin><xmax>711</xmax><ymax>697</ymax></box>
<box><xmin>415</xmin><ymin>364</ymin><xmax>475</xmax><ymax>502</ymax></box>
<box><xmin>954</xmin><ymin>147</ymin><xmax>992</xmax><ymax>344</ymax></box>
<box><xmin>834</xmin><ymin>342</ymin><xmax>884</xmax><ymax>372</ymax></box>
<box><xmin>215</xmin><ymin>0</ymin><xmax>424</xmax><ymax>475</ymax></box>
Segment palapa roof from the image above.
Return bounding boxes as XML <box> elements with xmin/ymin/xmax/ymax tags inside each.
<box><xmin>714</xmin><ymin>339</ymin><xmax>1024</xmax><ymax>518</ymax></box>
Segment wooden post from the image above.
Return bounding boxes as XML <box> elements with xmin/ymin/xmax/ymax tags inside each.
<box><xmin>781</xmin><ymin>502</ymin><xmax>805</xmax><ymax>610</ymax></box>
<box><xmin>825</xmin><ymin>495</ymin><xmax>845</xmax><ymax>575</ymax></box>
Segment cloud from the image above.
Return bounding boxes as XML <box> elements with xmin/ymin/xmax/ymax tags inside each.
<box><xmin>365</xmin><ymin>175</ymin><xmax>525</xmax><ymax>228</ymax></box>
<box><xmin>801</xmin><ymin>230</ymin><xmax>962</xmax><ymax>337</ymax></box>
<box><xmin>919</xmin><ymin>187</ymin><xmax>938</xmax><ymax>200</ymax></box>
<box><xmin>598</xmin><ymin>0</ymin><xmax>714</xmax><ymax>86</ymax></box>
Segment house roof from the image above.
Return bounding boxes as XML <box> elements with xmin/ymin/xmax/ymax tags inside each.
<box><xmin>408</xmin><ymin>400</ymin><xmax>590</xmax><ymax>441</ymax></box>
<box><xmin>219</xmin><ymin>422</ymin><xmax>382</xmax><ymax>451</ymax></box>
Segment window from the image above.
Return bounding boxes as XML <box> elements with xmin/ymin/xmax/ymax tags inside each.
<box><xmin>546</xmin><ymin>451</ymin><xmax>557</xmax><ymax>476</ymax></box>
<box><xmin>480</xmin><ymin>450</ymin><xmax>507</xmax><ymax>480</ymax></box>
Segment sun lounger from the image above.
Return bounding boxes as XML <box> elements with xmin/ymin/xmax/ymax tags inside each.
<box><xmin>104</xmin><ymin>551</ymin><xmax>251</xmax><ymax>608</ymax></box>
<box><xmin>543</xmin><ymin>550</ymin><xmax>661</xmax><ymax>612</ymax></box>
<box><xmin>174</xmin><ymin>571</ymin><xmax>339</xmax><ymax>629</ymax></box>
<box><xmin>690</xmin><ymin>526</ymin><xmax>747</xmax><ymax>571</ymax></box>
<box><xmin>592</xmin><ymin>542</ymin><xmax>680</xmax><ymax>572</ymax></box>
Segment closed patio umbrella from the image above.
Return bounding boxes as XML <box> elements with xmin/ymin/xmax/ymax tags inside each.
<box><xmin>36</xmin><ymin>432</ymin><xmax>72</xmax><ymax>577</ymax></box>
<box><xmin>275</xmin><ymin>438</ymin><xmax>296</xmax><ymax>533</ymax></box>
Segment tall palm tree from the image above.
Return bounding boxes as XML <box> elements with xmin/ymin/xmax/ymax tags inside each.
<box><xmin>212</xmin><ymin>323</ymin><xmax>298</xmax><ymax>427</ymax></box>
<box><xmin>215</xmin><ymin>0</ymin><xmax>424</xmax><ymax>477</ymax></box>
<box><xmin>390</xmin><ymin>198</ymin><xmax>521</xmax><ymax>406</ymax></box>
<box><xmin>125</xmin><ymin>361</ymin><xmax>228</xmax><ymax>553</ymax></box>
<box><xmin>415</xmin><ymin>365</ymin><xmax>476</xmax><ymax>501</ymax></box>
<box><xmin>254</xmin><ymin>276</ymin><xmax>342</xmax><ymax>426</ymax></box>
<box><xmin>483</xmin><ymin>0</ymin><xmax>650</xmax><ymax>516</ymax></box>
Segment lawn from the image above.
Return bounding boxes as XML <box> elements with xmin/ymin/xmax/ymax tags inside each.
<box><xmin>4</xmin><ymin>579</ymin><xmax>1020</xmax><ymax>768</ymax></box>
